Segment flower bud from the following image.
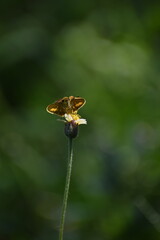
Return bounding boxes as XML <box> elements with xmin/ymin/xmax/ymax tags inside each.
<box><xmin>64</xmin><ymin>120</ymin><xmax>79</xmax><ymax>138</ymax></box>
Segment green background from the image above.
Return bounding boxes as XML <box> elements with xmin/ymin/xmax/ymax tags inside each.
<box><xmin>0</xmin><ymin>1</ymin><xmax>160</xmax><ymax>239</ymax></box>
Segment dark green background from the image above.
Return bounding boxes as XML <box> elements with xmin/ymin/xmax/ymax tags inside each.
<box><xmin>0</xmin><ymin>1</ymin><xmax>160</xmax><ymax>239</ymax></box>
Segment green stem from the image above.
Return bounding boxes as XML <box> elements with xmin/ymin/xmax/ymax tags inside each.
<box><xmin>59</xmin><ymin>137</ymin><xmax>73</xmax><ymax>240</ymax></box>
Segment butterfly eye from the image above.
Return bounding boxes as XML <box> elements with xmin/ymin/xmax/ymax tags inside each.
<box><xmin>62</xmin><ymin>99</ymin><xmax>68</xmax><ymax>103</ymax></box>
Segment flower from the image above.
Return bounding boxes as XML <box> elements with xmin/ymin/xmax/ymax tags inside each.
<box><xmin>64</xmin><ymin>114</ymin><xmax>87</xmax><ymax>138</ymax></box>
<box><xmin>64</xmin><ymin>114</ymin><xmax>87</xmax><ymax>125</ymax></box>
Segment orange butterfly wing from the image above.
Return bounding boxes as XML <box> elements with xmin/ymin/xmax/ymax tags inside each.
<box><xmin>70</xmin><ymin>97</ymin><xmax>86</xmax><ymax>113</ymax></box>
<box><xmin>46</xmin><ymin>97</ymin><xmax>69</xmax><ymax>116</ymax></box>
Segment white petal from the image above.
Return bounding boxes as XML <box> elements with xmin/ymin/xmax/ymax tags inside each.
<box><xmin>76</xmin><ymin>119</ymin><xmax>87</xmax><ymax>125</ymax></box>
<box><xmin>64</xmin><ymin>114</ymin><xmax>73</xmax><ymax>122</ymax></box>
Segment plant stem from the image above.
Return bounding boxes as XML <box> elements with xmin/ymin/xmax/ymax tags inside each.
<box><xmin>59</xmin><ymin>137</ymin><xmax>73</xmax><ymax>240</ymax></box>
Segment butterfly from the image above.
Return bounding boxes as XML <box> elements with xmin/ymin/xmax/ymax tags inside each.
<box><xmin>46</xmin><ymin>96</ymin><xmax>86</xmax><ymax>117</ymax></box>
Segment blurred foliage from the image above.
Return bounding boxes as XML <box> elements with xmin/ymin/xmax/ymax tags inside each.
<box><xmin>0</xmin><ymin>0</ymin><xmax>160</xmax><ymax>239</ymax></box>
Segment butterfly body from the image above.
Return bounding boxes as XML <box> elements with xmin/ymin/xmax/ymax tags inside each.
<box><xmin>46</xmin><ymin>96</ymin><xmax>86</xmax><ymax>117</ymax></box>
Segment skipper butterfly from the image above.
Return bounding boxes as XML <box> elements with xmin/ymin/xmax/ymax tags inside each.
<box><xmin>46</xmin><ymin>96</ymin><xmax>86</xmax><ymax>117</ymax></box>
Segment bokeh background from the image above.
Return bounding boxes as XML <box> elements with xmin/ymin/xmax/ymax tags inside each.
<box><xmin>0</xmin><ymin>0</ymin><xmax>160</xmax><ymax>239</ymax></box>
